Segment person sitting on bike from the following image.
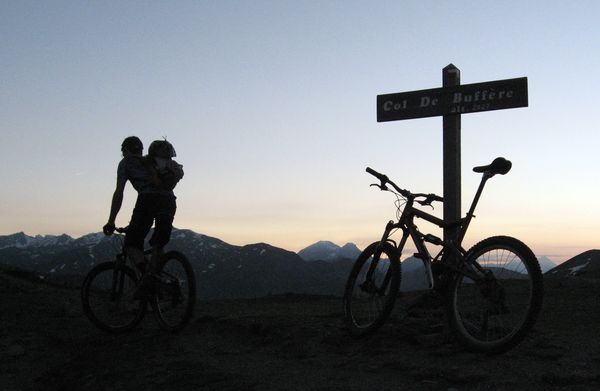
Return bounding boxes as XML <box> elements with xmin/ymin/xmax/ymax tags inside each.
<box><xmin>103</xmin><ymin>136</ymin><xmax>179</xmax><ymax>279</ymax></box>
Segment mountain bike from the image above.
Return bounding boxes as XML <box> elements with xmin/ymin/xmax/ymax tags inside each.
<box><xmin>343</xmin><ymin>157</ymin><xmax>543</xmax><ymax>353</ymax></box>
<box><xmin>81</xmin><ymin>228</ymin><xmax>196</xmax><ymax>333</ymax></box>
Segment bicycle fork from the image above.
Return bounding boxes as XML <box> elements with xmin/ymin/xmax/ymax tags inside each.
<box><xmin>110</xmin><ymin>254</ymin><xmax>127</xmax><ymax>301</ymax></box>
<box><xmin>363</xmin><ymin>221</ymin><xmax>406</xmax><ymax>295</ymax></box>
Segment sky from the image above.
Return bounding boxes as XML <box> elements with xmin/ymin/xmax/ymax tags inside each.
<box><xmin>1</xmin><ymin>1</ymin><xmax>599</xmax><ymax>264</ymax></box>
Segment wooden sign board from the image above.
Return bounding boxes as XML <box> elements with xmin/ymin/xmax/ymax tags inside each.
<box><xmin>377</xmin><ymin>77</ymin><xmax>528</xmax><ymax>122</ymax></box>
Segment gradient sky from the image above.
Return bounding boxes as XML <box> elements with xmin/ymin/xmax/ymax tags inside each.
<box><xmin>2</xmin><ymin>1</ymin><xmax>598</xmax><ymax>263</ymax></box>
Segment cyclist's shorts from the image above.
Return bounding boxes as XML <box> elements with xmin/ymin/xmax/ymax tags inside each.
<box><xmin>125</xmin><ymin>193</ymin><xmax>177</xmax><ymax>250</ymax></box>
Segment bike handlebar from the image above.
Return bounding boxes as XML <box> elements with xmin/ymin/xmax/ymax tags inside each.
<box><xmin>365</xmin><ymin>167</ymin><xmax>444</xmax><ymax>205</ymax></box>
<box><xmin>366</xmin><ymin>167</ymin><xmax>387</xmax><ymax>182</ymax></box>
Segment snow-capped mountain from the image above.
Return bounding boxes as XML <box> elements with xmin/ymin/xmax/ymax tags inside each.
<box><xmin>0</xmin><ymin>232</ymin><xmax>74</xmax><ymax>250</ymax></box>
<box><xmin>537</xmin><ymin>256</ymin><xmax>557</xmax><ymax>273</ymax></box>
<box><xmin>298</xmin><ymin>241</ymin><xmax>361</xmax><ymax>262</ymax></box>
<box><xmin>545</xmin><ymin>250</ymin><xmax>600</xmax><ymax>279</ymax></box>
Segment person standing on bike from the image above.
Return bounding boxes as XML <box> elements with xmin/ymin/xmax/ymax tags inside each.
<box><xmin>103</xmin><ymin>136</ymin><xmax>181</xmax><ymax>277</ymax></box>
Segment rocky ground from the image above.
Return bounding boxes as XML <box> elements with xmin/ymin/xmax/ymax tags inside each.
<box><xmin>1</xmin><ymin>270</ymin><xmax>599</xmax><ymax>391</ymax></box>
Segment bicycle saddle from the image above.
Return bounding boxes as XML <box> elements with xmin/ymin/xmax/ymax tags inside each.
<box><xmin>473</xmin><ymin>157</ymin><xmax>512</xmax><ymax>175</ymax></box>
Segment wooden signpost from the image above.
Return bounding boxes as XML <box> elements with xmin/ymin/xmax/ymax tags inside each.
<box><xmin>377</xmin><ymin>64</ymin><xmax>528</xmax><ymax>244</ymax></box>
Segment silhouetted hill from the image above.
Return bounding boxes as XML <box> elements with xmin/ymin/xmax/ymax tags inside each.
<box><xmin>545</xmin><ymin>249</ymin><xmax>600</xmax><ymax>279</ymax></box>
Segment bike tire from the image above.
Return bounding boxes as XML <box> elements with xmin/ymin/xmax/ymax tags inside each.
<box><xmin>344</xmin><ymin>241</ymin><xmax>401</xmax><ymax>337</ymax></box>
<box><xmin>151</xmin><ymin>251</ymin><xmax>196</xmax><ymax>333</ymax></box>
<box><xmin>447</xmin><ymin>236</ymin><xmax>543</xmax><ymax>353</ymax></box>
<box><xmin>81</xmin><ymin>261</ymin><xmax>146</xmax><ymax>333</ymax></box>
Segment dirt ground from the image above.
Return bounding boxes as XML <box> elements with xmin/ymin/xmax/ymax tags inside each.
<box><xmin>1</xmin><ymin>271</ymin><xmax>599</xmax><ymax>391</ymax></box>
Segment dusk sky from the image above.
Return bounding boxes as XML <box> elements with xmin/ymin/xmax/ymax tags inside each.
<box><xmin>2</xmin><ymin>1</ymin><xmax>598</xmax><ymax>264</ymax></box>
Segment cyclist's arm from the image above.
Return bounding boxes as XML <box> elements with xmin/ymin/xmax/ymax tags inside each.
<box><xmin>107</xmin><ymin>175</ymin><xmax>127</xmax><ymax>225</ymax></box>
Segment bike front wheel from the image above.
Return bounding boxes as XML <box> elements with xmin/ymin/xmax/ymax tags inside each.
<box><xmin>151</xmin><ymin>251</ymin><xmax>197</xmax><ymax>333</ymax></box>
<box><xmin>81</xmin><ymin>261</ymin><xmax>146</xmax><ymax>333</ymax></box>
<box><xmin>447</xmin><ymin>236</ymin><xmax>543</xmax><ymax>353</ymax></box>
<box><xmin>344</xmin><ymin>241</ymin><xmax>401</xmax><ymax>337</ymax></box>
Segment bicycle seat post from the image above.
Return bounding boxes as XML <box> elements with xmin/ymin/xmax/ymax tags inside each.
<box><xmin>459</xmin><ymin>169</ymin><xmax>494</xmax><ymax>244</ymax></box>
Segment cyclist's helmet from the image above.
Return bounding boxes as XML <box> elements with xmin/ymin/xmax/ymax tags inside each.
<box><xmin>148</xmin><ymin>139</ymin><xmax>176</xmax><ymax>158</ymax></box>
<box><xmin>121</xmin><ymin>136</ymin><xmax>143</xmax><ymax>155</ymax></box>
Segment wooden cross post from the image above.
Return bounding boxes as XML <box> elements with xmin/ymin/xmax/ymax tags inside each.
<box><xmin>376</xmin><ymin>64</ymin><xmax>528</xmax><ymax>246</ymax></box>
<box><xmin>442</xmin><ymin>64</ymin><xmax>461</xmax><ymax>245</ymax></box>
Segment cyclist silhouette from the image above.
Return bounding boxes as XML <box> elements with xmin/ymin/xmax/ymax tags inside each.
<box><xmin>103</xmin><ymin>136</ymin><xmax>179</xmax><ymax>280</ymax></box>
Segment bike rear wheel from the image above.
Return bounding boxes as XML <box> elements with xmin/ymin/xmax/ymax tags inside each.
<box><xmin>447</xmin><ymin>236</ymin><xmax>543</xmax><ymax>353</ymax></box>
<box><xmin>81</xmin><ymin>261</ymin><xmax>146</xmax><ymax>333</ymax></box>
<box><xmin>151</xmin><ymin>251</ymin><xmax>196</xmax><ymax>333</ymax></box>
<box><xmin>344</xmin><ymin>241</ymin><xmax>400</xmax><ymax>337</ymax></box>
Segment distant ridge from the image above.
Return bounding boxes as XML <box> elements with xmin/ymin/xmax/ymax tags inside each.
<box><xmin>537</xmin><ymin>256</ymin><xmax>557</xmax><ymax>273</ymax></box>
<box><xmin>298</xmin><ymin>241</ymin><xmax>361</xmax><ymax>262</ymax></box>
<box><xmin>0</xmin><ymin>232</ymin><xmax>74</xmax><ymax>249</ymax></box>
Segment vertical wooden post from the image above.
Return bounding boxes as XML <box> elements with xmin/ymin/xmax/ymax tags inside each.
<box><xmin>442</xmin><ymin>64</ymin><xmax>461</xmax><ymax>245</ymax></box>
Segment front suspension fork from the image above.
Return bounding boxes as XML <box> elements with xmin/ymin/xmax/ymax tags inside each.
<box><xmin>364</xmin><ymin>221</ymin><xmax>406</xmax><ymax>294</ymax></box>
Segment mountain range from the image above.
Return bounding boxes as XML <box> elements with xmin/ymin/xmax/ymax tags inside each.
<box><xmin>1</xmin><ymin>229</ymin><xmax>592</xmax><ymax>300</ymax></box>
<box><xmin>0</xmin><ymin>230</ymin><xmax>356</xmax><ymax>299</ymax></box>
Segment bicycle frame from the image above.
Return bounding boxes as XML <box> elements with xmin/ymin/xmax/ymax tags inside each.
<box><xmin>347</xmin><ymin>159</ymin><xmax>542</xmax><ymax>350</ymax></box>
<box><xmin>371</xmin><ymin>171</ymin><xmax>496</xmax><ymax>291</ymax></box>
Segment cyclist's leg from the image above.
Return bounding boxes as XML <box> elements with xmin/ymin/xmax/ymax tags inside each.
<box><xmin>126</xmin><ymin>194</ymin><xmax>155</xmax><ymax>275</ymax></box>
<box><xmin>148</xmin><ymin>194</ymin><xmax>176</xmax><ymax>271</ymax></box>
<box><xmin>131</xmin><ymin>194</ymin><xmax>175</xmax><ymax>299</ymax></box>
